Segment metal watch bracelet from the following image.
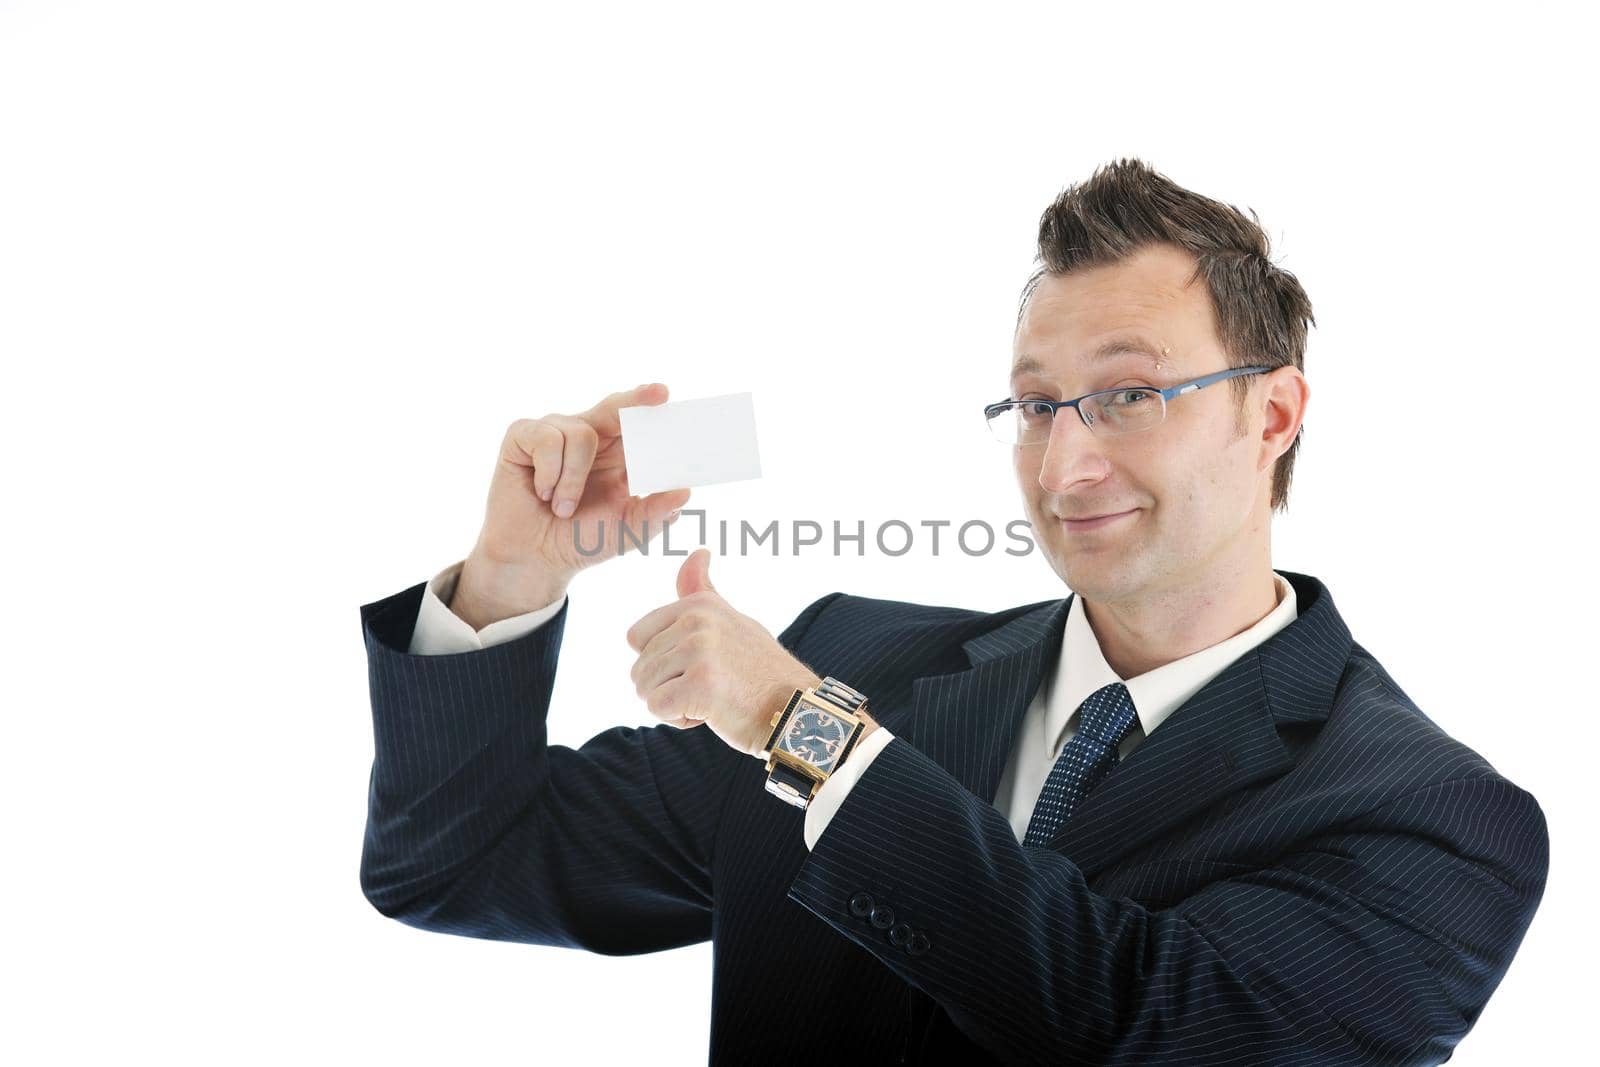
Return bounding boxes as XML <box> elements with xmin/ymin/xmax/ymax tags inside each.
<box><xmin>813</xmin><ymin>676</ymin><xmax>869</xmax><ymax>716</ymax></box>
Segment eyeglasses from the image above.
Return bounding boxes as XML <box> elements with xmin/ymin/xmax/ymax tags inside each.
<box><xmin>983</xmin><ymin>365</ymin><xmax>1273</xmax><ymax>446</ymax></box>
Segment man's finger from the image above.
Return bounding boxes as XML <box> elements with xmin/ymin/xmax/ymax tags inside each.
<box><xmin>630</xmin><ymin>632</ymin><xmax>692</xmax><ymax>695</ymax></box>
<box><xmin>626</xmin><ymin>598</ymin><xmax>692</xmax><ymax>653</ymax></box>
<box><xmin>585</xmin><ymin>382</ymin><xmax>668</xmax><ymax>438</ymax></box>
<box><xmin>543</xmin><ymin>414</ymin><xmax>600</xmax><ymax>517</ymax></box>
<box><xmin>644</xmin><ymin>675</ymin><xmax>699</xmax><ymax>725</ymax></box>
<box><xmin>502</xmin><ymin>418</ymin><xmax>565</xmax><ymax>503</ymax></box>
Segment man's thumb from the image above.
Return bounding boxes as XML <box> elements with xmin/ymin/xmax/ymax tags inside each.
<box><xmin>676</xmin><ymin>547</ymin><xmax>716</xmax><ymax>598</ymax></box>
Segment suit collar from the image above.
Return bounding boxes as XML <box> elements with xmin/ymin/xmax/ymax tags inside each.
<box><xmin>876</xmin><ymin>570</ymin><xmax>1351</xmax><ymax>877</ymax></box>
<box><xmin>1042</xmin><ymin>571</ymin><xmax>1300</xmax><ymax>762</ymax></box>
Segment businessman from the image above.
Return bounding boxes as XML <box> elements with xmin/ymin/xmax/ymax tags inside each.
<box><xmin>358</xmin><ymin>158</ymin><xmax>1548</xmax><ymax>1065</ymax></box>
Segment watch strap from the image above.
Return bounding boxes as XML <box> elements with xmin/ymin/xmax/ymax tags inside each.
<box><xmin>814</xmin><ymin>676</ymin><xmax>869</xmax><ymax>715</ymax></box>
<box><xmin>765</xmin><ymin>759</ymin><xmax>821</xmax><ymax>806</ymax></box>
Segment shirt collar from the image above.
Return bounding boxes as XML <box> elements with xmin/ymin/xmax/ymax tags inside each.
<box><xmin>1044</xmin><ymin>571</ymin><xmax>1299</xmax><ymax>759</ymax></box>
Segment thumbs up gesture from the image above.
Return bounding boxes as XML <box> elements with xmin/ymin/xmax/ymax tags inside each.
<box><xmin>626</xmin><ymin>548</ymin><xmax>821</xmax><ymax>758</ymax></box>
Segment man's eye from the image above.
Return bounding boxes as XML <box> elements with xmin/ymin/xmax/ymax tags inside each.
<box><xmin>1106</xmin><ymin>389</ymin><xmax>1154</xmax><ymax>406</ymax></box>
<box><xmin>1017</xmin><ymin>399</ymin><xmax>1055</xmax><ymax>420</ymax></box>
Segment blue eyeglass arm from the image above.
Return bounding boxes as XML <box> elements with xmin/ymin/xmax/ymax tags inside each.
<box><xmin>1158</xmin><ymin>364</ymin><xmax>1272</xmax><ymax>399</ymax></box>
<box><xmin>984</xmin><ymin>365</ymin><xmax>1272</xmax><ymax>415</ymax></box>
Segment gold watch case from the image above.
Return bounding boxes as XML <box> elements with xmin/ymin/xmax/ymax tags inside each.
<box><xmin>761</xmin><ymin>687</ymin><xmax>869</xmax><ymax>782</ymax></box>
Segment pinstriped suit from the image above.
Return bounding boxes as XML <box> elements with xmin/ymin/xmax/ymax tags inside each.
<box><xmin>358</xmin><ymin>570</ymin><xmax>1547</xmax><ymax>1065</ymax></box>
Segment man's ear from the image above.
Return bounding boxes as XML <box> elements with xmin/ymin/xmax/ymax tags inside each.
<box><xmin>1258</xmin><ymin>367</ymin><xmax>1309</xmax><ymax>471</ymax></box>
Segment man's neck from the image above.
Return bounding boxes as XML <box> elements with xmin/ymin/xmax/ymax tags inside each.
<box><xmin>1082</xmin><ymin>561</ymin><xmax>1283</xmax><ymax>680</ymax></box>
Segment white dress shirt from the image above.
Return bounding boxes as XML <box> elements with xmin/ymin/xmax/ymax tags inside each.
<box><xmin>408</xmin><ymin>563</ymin><xmax>1297</xmax><ymax>851</ymax></box>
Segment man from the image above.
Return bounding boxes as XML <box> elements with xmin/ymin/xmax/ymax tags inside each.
<box><xmin>357</xmin><ymin>159</ymin><xmax>1547</xmax><ymax>1065</ymax></box>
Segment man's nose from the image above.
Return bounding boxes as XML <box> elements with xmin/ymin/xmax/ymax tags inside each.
<box><xmin>1035</xmin><ymin>408</ymin><xmax>1111</xmax><ymax>492</ymax></box>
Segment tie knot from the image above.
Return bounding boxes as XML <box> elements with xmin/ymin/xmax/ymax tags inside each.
<box><xmin>1077</xmin><ymin>682</ymin><xmax>1137</xmax><ymax>745</ymax></box>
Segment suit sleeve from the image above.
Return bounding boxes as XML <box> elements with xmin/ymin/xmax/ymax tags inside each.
<box><xmin>357</xmin><ymin>580</ymin><xmax>844</xmax><ymax>955</ymax></box>
<box><xmin>803</xmin><ymin>725</ymin><xmax>898</xmax><ymax>850</ymax></box>
<box><xmin>788</xmin><ymin>738</ymin><xmax>1549</xmax><ymax>1067</ymax></box>
<box><xmin>407</xmin><ymin>559</ymin><xmax>568</xmax><ymax>655</ymax></box>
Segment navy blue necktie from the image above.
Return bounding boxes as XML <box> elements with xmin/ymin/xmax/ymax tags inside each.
<box><xmin>1022</xmin><ymin>681</ymin><xmax>1138</xmax><ymax>847</ymax></box>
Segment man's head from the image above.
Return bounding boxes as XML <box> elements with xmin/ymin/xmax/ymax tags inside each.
<box><xmin>1010</xmin><ymin>159</ymin><xmax>1312</xmax><ymax>606</ymax></box>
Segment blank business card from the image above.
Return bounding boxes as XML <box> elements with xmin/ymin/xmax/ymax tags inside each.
<box><xmin>618</xmin><ymin>390</ymin><xmax>762</xmax><ymax>495</ymax></box>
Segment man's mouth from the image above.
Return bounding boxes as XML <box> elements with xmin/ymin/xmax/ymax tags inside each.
<box><xmin>1058</xmin><ymin>508</ymin><xmax>1138</xmax><ymax>532</ymax></box>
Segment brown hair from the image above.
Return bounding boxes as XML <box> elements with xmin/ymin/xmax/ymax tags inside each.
<box><xmin>1018</xmin><ymin>158</ymin><xmax>1314</xmax><ymax>512</ymax></box>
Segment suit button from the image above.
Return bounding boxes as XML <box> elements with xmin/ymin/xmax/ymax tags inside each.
<box><xmin>907</xmin><ymin>931</ymin><xmax>930</xmax><ymax>956</ymax></box>
<box><xmin>869</xmin><ymin>905</ymin><xmax>895</xmax><ymax>929</ymax></box>
<box><xmin>848</xmin><ymin>892</ymin><xmax>874</xmax><ymax>918</ymax></box>
<box><xmin>889</xmin><ymin>922</ymin><xmax>914</xmax><ymax>947</ymax></box>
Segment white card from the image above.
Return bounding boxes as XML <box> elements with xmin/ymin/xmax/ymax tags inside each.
<box><xmin>618</xmin><ymin>390</ymin><xmax>762</xmax><ymax>495</ymax></box>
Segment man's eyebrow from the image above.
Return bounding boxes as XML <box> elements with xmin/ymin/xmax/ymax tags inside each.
<box><xmin>1010</xmin><ymin>339</ymin><xmax>1167</xmax><ymax>381</ymax></box>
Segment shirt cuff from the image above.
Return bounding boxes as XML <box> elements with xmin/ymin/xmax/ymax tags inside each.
<box><xmin>407</xmin><ymin>559</ymin><xmax>569</xmax><ymax>655</ymax></box>
<box><xmin>803</xmin><ymin>727</ymin><xmax>897</xmax><ymax>851</ymax></box>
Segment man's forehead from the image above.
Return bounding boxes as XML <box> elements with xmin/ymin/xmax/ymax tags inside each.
<box><xmin>1013</xmin><ymin>249</ymin><xmax>1209</xmax><ymax>380</ymax></box>
<box><xmin>1010</xmin><ymin>336</ymin><xmax>1171</xmax><ymax>381</ymax></box>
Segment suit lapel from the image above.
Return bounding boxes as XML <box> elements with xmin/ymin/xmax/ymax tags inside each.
<box><xmin>1051</xmin><ymin>570</ymin><xmax>1351</xmax><ymax>876</ymax></box>
<box><xmin>1044</xmin><ymin>652</ymin><xmax>1290</xmax><ymax>875</ymax></box>
<box><xmin>875</xmin><ymin>596</ymin><xmax>1070</xmax><ymax>807</ymax></box>
<box><xmin>874</xmin><ymin>571</ymin><xmax>1351</xmax><ymax>879</ymax></box>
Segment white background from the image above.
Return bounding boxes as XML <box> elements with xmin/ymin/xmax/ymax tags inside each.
<box><xmin>2</xmin><ymin>2</ymin><xmax>1592</xmax><ymax>1063</ymax></box>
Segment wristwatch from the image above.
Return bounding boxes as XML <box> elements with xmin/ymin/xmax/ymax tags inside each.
<box><xmin>761</xmin><ymin>676</ymin><xmax>872</xmax><ymax>809</ymax></box>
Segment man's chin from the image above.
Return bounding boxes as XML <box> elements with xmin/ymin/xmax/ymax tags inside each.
<box><xmin>1051</xmin><ymin>550</ymin><xmax>1143</xmax><ymax>602</ymax></box>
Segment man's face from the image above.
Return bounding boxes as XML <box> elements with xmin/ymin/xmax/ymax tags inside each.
<box><xmin>1011</xmin><ymin>242</ymin><xmax>1270</xmax><ymax>605</ymax></box>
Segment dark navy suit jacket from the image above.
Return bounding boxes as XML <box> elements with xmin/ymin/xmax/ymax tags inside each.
<box><xmin>358</xmin><ymin>570</ymin><xmax>1547</xmax><ymax>1065</ymax></box>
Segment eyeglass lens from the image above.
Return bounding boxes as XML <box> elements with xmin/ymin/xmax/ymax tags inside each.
<box><xmin>988</xmin><ymin>389</ymin><xmax>1165</xmax><ymax>445</ymax></box>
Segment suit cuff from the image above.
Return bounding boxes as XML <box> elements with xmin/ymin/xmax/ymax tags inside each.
<box><xmin>803</xmin><ymin>726</ymin><xmax>897</xmax><ymax>850</ymax></box>
<box><xmin>408</xmin><ymin>559</ymin><xmax>569</xmax><ymax>656</ymax></box>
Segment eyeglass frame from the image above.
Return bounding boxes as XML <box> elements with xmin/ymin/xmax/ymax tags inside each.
<box><xmin>983</xmin><ymin>365</ymin><xmax>1275</xmax><ymax>443</ymax></box>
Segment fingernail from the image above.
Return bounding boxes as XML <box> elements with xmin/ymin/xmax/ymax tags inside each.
<box><xmin>554</xmin><ymin>498</ymin><xmax>575</xmax><ymax>518</ymax></box>
<box><xmin>538</xmin><ymin>487</ymin><xmax>551</xmax><ymax>501</ymax></box>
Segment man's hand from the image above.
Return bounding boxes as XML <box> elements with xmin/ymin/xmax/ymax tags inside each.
<box><xmin>453</xmin><ymin>383</ymin><xmax>693</xmax><ymax>630</ymax></box>
<box><xmin>627</xmin><ymin>548</ymin><xmax>822</xmax><ymax>758</ymax></box>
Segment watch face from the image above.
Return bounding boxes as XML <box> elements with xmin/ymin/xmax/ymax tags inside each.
<box><xmin>779</xmin><ymin>701</ymin><xmax>851</xmax><ymax>772</ymax></box>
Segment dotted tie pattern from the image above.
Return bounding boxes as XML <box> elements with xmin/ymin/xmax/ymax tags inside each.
<box><xmin>1022</xmin><ymin>681</ymin><xmax>1139</xmax><ymax>848</ymax></box>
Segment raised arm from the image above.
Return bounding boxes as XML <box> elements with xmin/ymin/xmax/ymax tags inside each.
<box><xmin>359</xmin><ymin>579</ymin><xmax>843</xmax><ymax>953</ymax></box>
